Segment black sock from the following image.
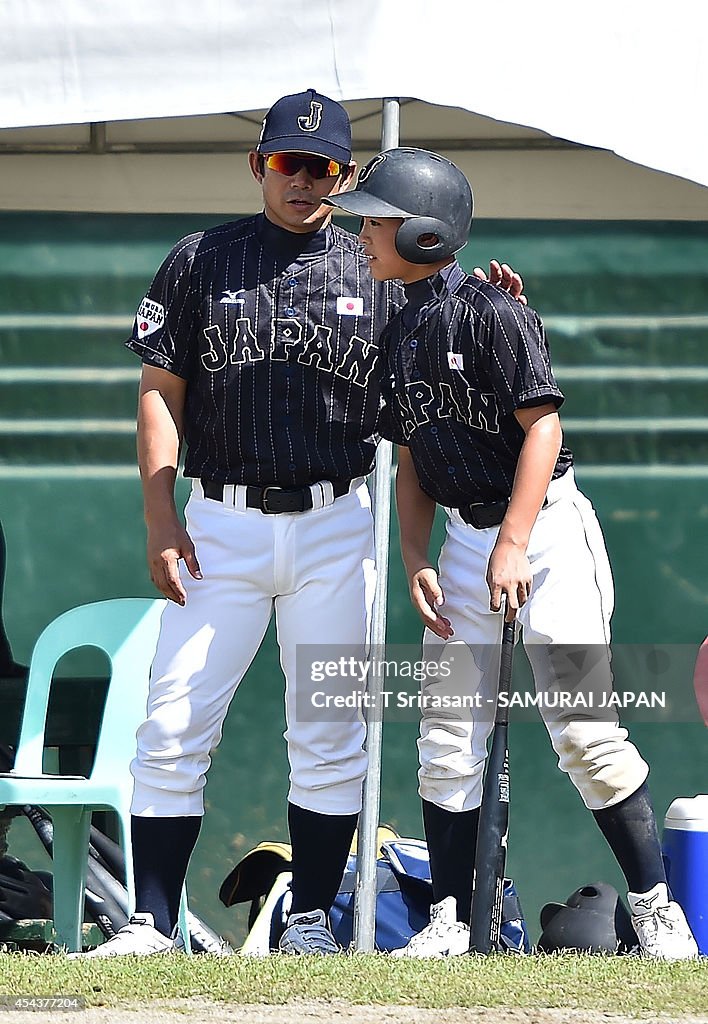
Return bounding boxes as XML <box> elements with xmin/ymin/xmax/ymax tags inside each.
<box><xmin>422</xmin><ymin>800</ymin><xmax>480</xmax><ymax>924</ymax></box>
<box><xmin>287</xmin><ymin>803</ymin><xmax>358</xmax><ymax>917</ymax></box>
<box><xmin>131</xmin><ymin>815</ymin><xmax>201</xmax><ymax>937</ymax></box>
<box><xmin>592</xmin><ymin>781</ymin><xmax>666</xmax><ymax>894</ymax></box>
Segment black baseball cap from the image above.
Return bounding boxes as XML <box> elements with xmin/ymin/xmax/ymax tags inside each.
<box><xmin>256</xmin><ymin>88</ymin><xmax>352</xmax><ymax>165</ymax></box>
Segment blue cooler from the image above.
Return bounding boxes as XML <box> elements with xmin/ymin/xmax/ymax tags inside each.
<box><xmin>662</xmin><ymin>795</ymin><xmax>708</xmax><ymax>955</ymax></box>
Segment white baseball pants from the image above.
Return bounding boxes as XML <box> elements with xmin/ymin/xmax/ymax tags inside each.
<box><xmin>418</xmin><ymin>469</ymin><xmax>649</xmax><ymax>813</ymax></box>
<box><xmin>131</xmin><ymin>478</ymin><xmax>375</xmax><ymax>817</ymax></box>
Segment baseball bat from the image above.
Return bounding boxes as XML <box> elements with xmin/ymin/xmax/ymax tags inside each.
<box><xmin>468</xmin><ymin>617</ymin><xmax>516</xmax><ymax>953</ymax></box>
<box><xmin>87</xmin><ymin>825</ymin><xmax>127</xmax><ymax>885</ymax></box>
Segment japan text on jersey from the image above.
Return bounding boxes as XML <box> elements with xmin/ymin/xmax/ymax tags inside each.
<box><xmin>126</xmin><ymin>215</ymin><xmax>403</xmax><ymax>487</ymax></box>
<box><xmin>380</xmin><ymin>266</ymin><xmax>573</xmax><ymax>506</ymax></box>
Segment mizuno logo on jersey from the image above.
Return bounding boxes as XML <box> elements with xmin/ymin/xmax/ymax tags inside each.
<box><xmin>136</xmin><ymin>298</ymin><xmax>165</xmax><ymax>339</ymax></box>
<box><xmin>447</xmin><ymin>352</ymin><xmax>464</xmax><ymax>371</ymax></box>
<box><xmin>336</xmin><ymin>296</ymin><xmax>364</xmax><ymax>317</ymax></box>
<box><xmin>220</xmin><ymin>290</ymin><xmax>247</xmax><ymax>305</ymax></box>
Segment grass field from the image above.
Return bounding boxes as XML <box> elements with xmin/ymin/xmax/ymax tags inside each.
<box><xmin>0</xmin><ymin>953</ymin><xmax>706</xmax><ymax>1017</ymax></box>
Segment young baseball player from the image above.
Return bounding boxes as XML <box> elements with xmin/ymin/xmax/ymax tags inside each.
<box><xmin>73</xmin><ymin>95</ymin><xmax>525</xmax><ymax>958</ymax></box>
<box><xmin>325</xmin><ymin>148</ymin><xmax>698</xmax><ymax>960</ymax></box>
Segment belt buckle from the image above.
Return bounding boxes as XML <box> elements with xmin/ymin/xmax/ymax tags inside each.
<box><xmin>464</xmin><ymin>502</ymin><xmax>484</xmax><ymax>528</ymax></box>
<box><xmin>260</xmin><ymin>486</ymin><xmax>286</xmax><ymax>514</ymax></box>
<box><xmin>464</xmin><ymin>499</ymin><xmax>508</xmax><ymax>529</ymax></box>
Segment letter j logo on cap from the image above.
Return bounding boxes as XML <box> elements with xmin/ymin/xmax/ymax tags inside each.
<box><xmin>298</xmin><ymin>101</ymin><xmax>323</xmax><ymax>132</ymax></box>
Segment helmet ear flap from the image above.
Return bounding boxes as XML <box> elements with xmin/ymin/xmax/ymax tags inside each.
<box><xmin>395</xmin><ymin>216</ymin><xmax>456</xmax><ymax>264</ymax></box>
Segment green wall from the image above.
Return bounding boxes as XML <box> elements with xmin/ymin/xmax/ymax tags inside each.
<box><xmin>1</xmin><ymin>213</ymin><xmax>707</xmax><ymax>945</ymax></box>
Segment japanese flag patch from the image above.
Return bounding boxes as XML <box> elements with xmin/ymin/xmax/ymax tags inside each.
<box><xmin>447</xmin><ymin>352</ymin><xmax>464</xmax><ymax>371</ymax></box>
<box><xmin>336</xmin><ymin>296</ymin><xmax>364</xmax><ymax>317</ymax></box>
<box><xmin>136</xmin><ymin>297</ymin><xmax>165</xmax><ymax>339</ymax></box>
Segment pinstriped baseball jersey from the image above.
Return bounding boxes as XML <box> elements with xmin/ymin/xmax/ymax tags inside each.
<box><xmin>127</xmin><ymin>213</ymin><xmax>403</xmax><ymax>486</ymax></box>
<box><xmin>379</xmin><ymin>261</ymin><xmax>574</xmax><ymax>506</ymax></box>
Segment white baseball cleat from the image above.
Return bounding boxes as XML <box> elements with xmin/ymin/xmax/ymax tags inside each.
<box><xmin>627</xmin><ymin>883</ymin><xmax>699</xmax><ymax>960</ymax></box>
<box><xmin>278</xmin><ymin>909</ymin><xmax>340</xmax><ymax>955</ymax></box>
<box><xmin>390</xmin><ymin>896</ymin><xmax>470</xmax><ymax>958</ymax></box>
<box><xmin>66</xmin><ymin>913</ymin><xmax>179</xmax><ymax>958</ymax></box>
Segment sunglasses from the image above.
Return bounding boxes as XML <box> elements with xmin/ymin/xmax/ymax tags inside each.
<box><xmin>263</xmin><ymin>152</ymin><xmax>346</xmax><ymax>179</ymax></box>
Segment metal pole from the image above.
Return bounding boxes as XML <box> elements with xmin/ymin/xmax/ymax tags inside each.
<box><xmin>353</xmin><ymin>97</ymin><xmax>400</xmax><ymax>952</ymax></box>
<box><xmin>380</xmin><ymin>97</ymin><xmax>401</xmax><ymax>151</ymax></box>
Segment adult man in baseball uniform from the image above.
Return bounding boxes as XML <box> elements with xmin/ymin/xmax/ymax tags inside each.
<box><xmin>325</xmin><ymin>147</ymin><xmax>698</xmax><ymax>961</ymax></box>
<box><xmin>76</xmin><ymin>93</ymin><xmax>524</xmax><ymax>958</ymax></box>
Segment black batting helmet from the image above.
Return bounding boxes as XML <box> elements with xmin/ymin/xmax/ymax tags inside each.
<box><xmin>537</xmin><ymin>882</ymin><xmax>638</xmax><ymax>954</ymax></box>
<box><xmin>324</xmin><ymin>148</ymin><xmax>473</xmax><ymax>264</ymax></box>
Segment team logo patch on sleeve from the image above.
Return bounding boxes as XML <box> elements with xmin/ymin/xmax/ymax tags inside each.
<box><xmin>447</xmin><ymin>352</ymin><xmax>464</xmax><ymax>371</ymax></box>
<box><xmin>336</xmin><ymin>296</ymin><xmax>364</xmax><ymax>317</ymax></box>
<box><xmin>136</xmin><ymin>297</ymin><xmax>165</xmax><ymax>339</ymax></box>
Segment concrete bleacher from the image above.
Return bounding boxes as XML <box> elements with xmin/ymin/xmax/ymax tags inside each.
<box><xmin>1</xmin><ymin>213</ymin><xmax>707</xmax><ymax>642</ymax></box>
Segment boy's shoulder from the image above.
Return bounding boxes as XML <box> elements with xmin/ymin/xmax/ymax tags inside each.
<box><xmin>452</xmin><ymin>274</ymin><xmax>538</xmax><ymax>321</ymax></box>
<box><xmin>442</xmin><ymin>272</ymin><xmax>540</xmax><ymax>331</ymax></box>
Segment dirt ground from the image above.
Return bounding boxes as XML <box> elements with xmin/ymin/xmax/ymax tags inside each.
<box><xmin>0</xmin><ymin>1001</ymin><xmax>706</xmax><ymax>1024</ymax></box>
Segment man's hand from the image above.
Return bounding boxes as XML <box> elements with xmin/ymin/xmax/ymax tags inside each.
<box><xmin>146</xmin><ymin>516</ymin><xmax>202</xmax><ymax>605</ymax></box>
<box><xmin>486</xmin><ymin>538</ymin><xmax>531</xmax><ymax>621</ymax></box>
<box><xmin>474</xmin><ymin>260</ymin><xmax>527</xmax><ymax>305</ymax></box>
<box><xmin>410</xmin><ymin>567</ymin><xmax>454</xmax><ymax>640</ymax></box>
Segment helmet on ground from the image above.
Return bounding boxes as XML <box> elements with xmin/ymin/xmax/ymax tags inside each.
<box><xmin>537</xmin><ymin>882</ymin><xmax>638</xmax><ymax>954</ymax></box>
<box><xmin>325</xmin><ymin>147</ymin><xmax>473</xmax><ymax>264</ymax></box>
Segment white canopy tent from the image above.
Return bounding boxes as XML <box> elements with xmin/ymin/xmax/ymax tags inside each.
<box><xmin>2</xmin><ymin>0</ymin><xmax>707</xmax><ymax>187</ymax></box>
<box><xmin>0</xmin><ymin>0</ymin><xmax>706</xmax><ymax>216</ymax></box>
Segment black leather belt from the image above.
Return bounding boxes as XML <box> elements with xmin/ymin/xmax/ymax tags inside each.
<box><xmin>459</xmin><ymin>495</ymin><xmax>548</xmax><ymax>529</ymax></box>
<box><xmin>459</xmin><ymin>498</ymin><xmax>509</xmax><ymax>529</ymax></box>
<box><xmin>201</xmin><ymin>479</ymin><xmax>350</xmax><ymax>514</ymax></box>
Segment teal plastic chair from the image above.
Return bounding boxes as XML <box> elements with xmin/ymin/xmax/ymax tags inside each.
<box><xmin>0</xmin><ymin>598</ymin><xmax>189</xmax><ymax>952</ymax></box>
